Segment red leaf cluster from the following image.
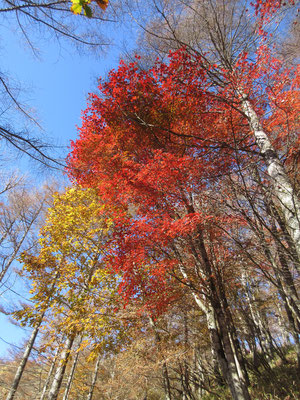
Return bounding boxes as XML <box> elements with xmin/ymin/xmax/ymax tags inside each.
<box><xmin>67</xmin><ymin>48</ymin><xmax>299</xmax><ymax>313</ymax></box>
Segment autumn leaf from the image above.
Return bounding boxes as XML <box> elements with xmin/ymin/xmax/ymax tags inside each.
<box><xmin>70</xmin><ymin>0</ymin><xmax>107</xmax><ymax>16</ymax></box>
<box><xmin>71</xmin><ymin>0</ymin><xmax>83</xmax><ymax>15</ymax></box>
<box><xmin>95</xmin><ymin>0</ymin><xmax>109</xmax><ymax>10</ymax></box>
<box><xmin>83</xmin><ymin>3</ymin><xmax>93</xmax><ymax>17</ymax></box>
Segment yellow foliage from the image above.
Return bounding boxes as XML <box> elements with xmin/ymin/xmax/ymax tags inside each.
<box><xmin>17</xmin><ymin>186</ymin><xmax>124</xmax><ymax>356</ymax></box>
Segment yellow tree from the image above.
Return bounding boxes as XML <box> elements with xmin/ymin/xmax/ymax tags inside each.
<box><xmin>11</xmin><ymin>186</ymin><xmax>124</xmax><ymax>400</ymax></box>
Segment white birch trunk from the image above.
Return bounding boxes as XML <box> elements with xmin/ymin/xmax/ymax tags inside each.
<box><xmin>6</xmin><ymin>320</ymin><xmax>42</xmax><ymax>400</ymax></box>
<box><xmin>179</xmin><ymin>263</ymin><xmax>250</xmax><ymax>400</ymax></box>
<box><xmin>241</xmin><ymin>96</ymin><xmax>300</xmax><ymax>259</ymax></box>
<box><xmin>86</xmin><ymin>355</ymin><xmax>101</xmax><ymax>400</ymax></box>
<box><xmin>61</xmin><ymin>337</ymin><xmax>82</xmax><ymax>400</ymax></box>
<box><xmin>39</xmin><ymin>346</ymin><xmax>60</xmax><ymax>400</ymax></box>
<box><xmin>47</xmin><ymin>336</ymin><xmax>74</xmax><ymax>400</ymax></box>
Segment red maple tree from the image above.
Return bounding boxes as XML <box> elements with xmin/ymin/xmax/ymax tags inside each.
<box><xmin>67</xmin><ymin>46</ymin><xmax>299</xmax><ymax>297</ymax></box>
<box><xmin>67</xmin><ymin>44</ymin><xmax>299</xmax><ymax>400</ymax></box>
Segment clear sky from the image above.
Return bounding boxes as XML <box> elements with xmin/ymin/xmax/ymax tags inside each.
<box><xmin>0</xmin><ymin>18</ymin><xmax>127</xmax><ymax>159</ymax></box>
<box><xmin>0</xmin><ymin>10</ymin><xmax>135</xmax><ymax>358</ymax></box>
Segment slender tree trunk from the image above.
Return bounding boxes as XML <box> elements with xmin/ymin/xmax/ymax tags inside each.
<box><xmin>264</xmin><ymin>242</ymin><xmax>300</xmax><ymax>326</ymax></box>
<box><xmin>62</xmin><ymin>337</ymin><xmax>82</xmax><ymax>400</ymax></box>
<box><xmin>177</xmin><ymin>261</ymin><xmax>224</xmax><ymax>386</ymax></box>
<box><xmin>181</xmin><ymin>367</ymin><xmax>189</xmax><ymax>400</ymax></box>
<box><xmin>276</xmin><ymin>303</ymin><xmax>291</xmax><ymax>345</ymax></box>
<box><xmin>276</xmin><ymin>278</ymin><xmax>300</xmax><ymax>372</ymax></box>
<box><xmin>86</xmin><ymin>355</ymin><xmax>101</xmax><ymax>400</ymax></box>
<box><xmin>193</xmin><ymin>346</ymin><xmax>205</xmax><ymax>398</ymax></box>
<box><xmin>175</xmin><ymin>214</ymin><xmax>251</xmax><ymax>400</ymax></box>
<box><xmin>0</xmin><ymin>228</ymin><xmax>34</xmax><ymax>283</ymax></box>
<box><xmin>216</xmin><ymin>270</ymin><xmax>250</xmax><ymax>387</ymax></box>
<box><xmin>148</xmin><ymin>316</ymin><xmax>172</xmax><ymax>400</ymax></box>
<box><xmin>0</xmin><ymin>198</ymin><xmax>46</xmax><ymax>283</ymax></box>
<box><xmin>182</xmin><ymin>314</ymin><xmax>190</xmax><ymax>400</ymax></box>
<box><xmin>241</xmin><ymin>96</ymin><xmax>300</xmax><ymax>259</ymax></box>
<box><xmin>256</xmin><ymin>220</ymin><xmax>300</xmax><ymax>328</ymax></box>
<box><xmin>177</xmin><ymin>244</ymin><xmax>250</xmax><ymax>399</ymax></box>
<box><xmin>47</xmin><ymin>335</ymin><xmax>75</xmax><ymax>400</ymax></box>
<box><xmin>293</xmin><ymin>332</ymin><xmax>300</xmax><ymax>375</ymax></box>
<box><xmin>195</xmin><ymin>231</ymin><xmax>251</xmax><ymax>400</ymax></box>
<box><xmin>242</xmin><ymin>273</ymin><xmax>271</xmax><ymax>360</ymax></box>
<box><xmin>6</xmin><ymin>318</ymin><xmax>43</xmax><ymax>400</ymax></box>
<box><xmin>273</xmin><ymin>234</ymin><xmax>300</xmax><ymax>324</ymax></box>
<box><xmin>40</xmin><ymin>346</ymin><xmax>60</xmax><ymax>400</ymax></box>
<box><xmin>6</xmin><ymin>270</ymin><xmax>59</xmax><ymax>400</ymax></box>
<box><xmin>212</xmin><ymin>301</ymin><xmax>251</xmax><ymax>400</ymax></box>
<box><xmin>283</xmin><ymin>301</ymin><xmax>300</xmax><ymax>373</ymax></box>
<box><xmin>269</xmin><ymin>202</ymin><xmax>300</xmax><ymax>272</ymax></box>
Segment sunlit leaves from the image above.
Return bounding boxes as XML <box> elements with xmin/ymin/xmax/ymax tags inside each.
<box><xmin>70</xmin><ymin>0</ymin><xmax>108</xmax><ymax>17</ymax></box>
<box><xmin>95</xmin><ymin>0</ymin><xmax>109</xmax><ymax>11</ymax></box>
<box><xmin>17</xmin><ymin>186</ymin><xmax>124</xmax><ymax>355</ymax></box>
<box><xmin>67</xmin><ymin>45</ymin><xmax>300</xmax><ymax>317</ymax></box>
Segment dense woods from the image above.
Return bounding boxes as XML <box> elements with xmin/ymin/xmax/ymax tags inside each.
<box><xmin>0</xmin><ymin>0</ymin><xmax>299</xmax><ymax>399</ymax></box>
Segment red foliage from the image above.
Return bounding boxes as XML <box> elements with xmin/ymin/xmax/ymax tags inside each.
<box><xmin>251</xmin><ymin>0</ymin><xmax>296</xmax><ymax>19</ymax></box>
<box><xmin>67</xmin><ymin>47</ymin><xmax>299</xmax><ymax>313</ymax></box>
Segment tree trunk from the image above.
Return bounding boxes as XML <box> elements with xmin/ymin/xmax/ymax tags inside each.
<box><xmin>86</xmin><ymin>355</ymin><xmax>101</xmax><ymax>400</ymax></box>
<box><xmin>40</xmin><ymin>346</ymin><xmax>60</xmax><ymax>400</ymax></box>
<box><xmin>276</xmin><ymin>277</ymin><xmax>300</xmax><ymax>372</ymax></box>
<box><xmin>210</xmin><ymin>302</ymin><xmax>251</xmax><ymax>400</ymax></box>
<box><xmin>182</xmin><ymin>314</ymin><xmax>190</xmax><ymax>400</ymax></box>
<box><xmin>195</xmin><ymin>231</ymin><xmax>251</xmax><ymax>400</ymax></box>
<box><xmin>193</xmin><ymin>346</ymin><xmax>206</xmax><ymax>398</ymax></box>
<box><xmin>6</xmin><ymin>319</ymin><xmax>42</xmax><ymax>400</ymax></box>
<box><xmin>62</xmin><ymin>337</ymin><xmax>82</xmax><ymax>400</ymax></box>
<box><xmin>177</xmin><ymin>262</ymin><xmax>224</xmax><ymax>387</ymax></box>
<box><xmin>216</xmin><ymin>270</ymin><xmax>250</xmax><ymax>387</ymax></box>
<box><xmin>242</xmin><ymin>272</ymin><xmax>272</xmax><ymax>360</ymax></box>
<box><xmin>263</xmin><ymin>239</ymin><xmax>300</xmax><ymax>327</ymax></box>
<box><xmin>148</xmin><ymin>316</ymin><xmax>172</xmax><ymax>400</ymax></box>
<box><xmin>177</xmin><ymin>236</ymin><xmax>250</xmax><ymax>399</ymax></box>
<box><xmin>47</xmin><ymin>335</ymin><xmax>75</xmax><ymax>400</ymax></box>
<box><xmin>241</xmin><ymin>96</ymin><xmax>300</xmax><ymax>259</ymax></box>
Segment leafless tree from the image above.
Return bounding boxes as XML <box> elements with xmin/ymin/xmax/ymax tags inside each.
<box><xmin>0</xmin><ymin>180</ymin><xmax>56</xmax><ymax>285</ymax></box>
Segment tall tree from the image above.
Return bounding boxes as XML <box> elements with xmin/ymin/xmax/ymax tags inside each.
<box><xmin>16</xmin><ymin>186</ymin><xmax>124</xmax><ymax>398</ymax></box>
<box><xmin>67</xmin><ymin>41</ymin><xmax>299</xmax><ymax>398</ymax></box>
<box><xmin>122</xmin><ymin>0</ymin><xmax>300</xmax><ymax>254</ymax></box>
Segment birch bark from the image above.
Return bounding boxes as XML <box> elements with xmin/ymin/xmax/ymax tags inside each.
<box><xmin>86</xmin><ymin>355</ymin><xmax>101</xmax><ymax>400</ymax></box>
<box><xmin>241</xmin><ymin>96</ymin><xmax>300</xmax><ymax>260</ymax></box>
<box><xmin>40</xmin><ymin>346</ymin><xmax>60</xmax><ymax>400</ymax></box>
<box><xmin>47</xmin><ymin>335</ymin><xmax>75</xmax><ymax>400</ymax></box>
<box><xmin>61</xmin><ymin>337</ymin><xmax>82</xmax><ymax>400</ymax></box>
<box><xmin>177</xmin><ymin>261</ymin><xmax>250</xmax><ymax>400</ymax></box>
<box><xmin>6</xmin><ymin>319</ymin><xmax>43</xmax><ymax>400</ymax></box>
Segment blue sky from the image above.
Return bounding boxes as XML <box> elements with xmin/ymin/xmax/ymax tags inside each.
<box><xmin>0</xmin><ymin>21</ymin><xmax>125</xmax><ymax>156</ymax></box>
<box><xmin>0</xmin><ymin>12</ymin><xmax>135</xmax><ymax>358</ymax></box>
